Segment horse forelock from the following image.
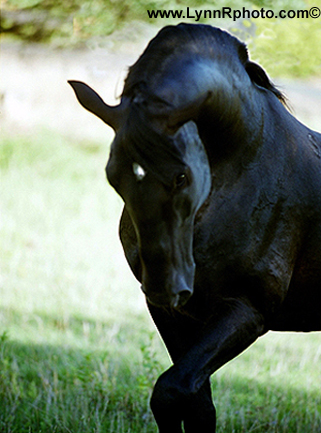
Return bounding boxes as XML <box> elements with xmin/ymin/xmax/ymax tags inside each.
<box><xmin>119</xmin><ymin>103</ymin><xmax>187</xmax><ymax>187</ymax></box>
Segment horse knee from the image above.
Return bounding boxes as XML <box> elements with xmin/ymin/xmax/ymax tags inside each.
<box><xmin>151</xmin><ymin>368</ymin><xmax>191</xmax><ymax>417</ymax></box>
<box><xmin>151</xmin><ymin>370</ymin><xmax>216</xmax><ymax>432</ymax></box>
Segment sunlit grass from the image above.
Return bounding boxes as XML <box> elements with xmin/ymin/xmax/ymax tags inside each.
<box><xmin>1</xmin><ymin>130</ymin><xmax>144</xmax><ymax>319</ymax></box>
<box><xmin>214</xmin><ymin>332</ymin><xmax>321</xmax><ymax>432</ymax></box>
<box><xmin>1</xmin><ymin>130</ymin><xmax>320</xmax><ymax>432</ymax></box>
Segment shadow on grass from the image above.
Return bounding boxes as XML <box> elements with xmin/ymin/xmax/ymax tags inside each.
<box><xmin>0</xmin><ymin>306</ymin><xmax>164</xmax><ymax>433</ymax></box>
<box><xmin>0</xmin><ymin>309</ymin><xmax>320</xmax><ymax>433</ymax></box>
<box><xmin>0</xmin><ymin>335</ymin><xmax>159</xmax><ymax>433</ymax></box>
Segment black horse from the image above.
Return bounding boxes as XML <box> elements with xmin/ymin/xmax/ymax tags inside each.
<box><xmin>69</xmin><ymin>23</ymin><xmax>321</xmax><ymax>432</ymax></box>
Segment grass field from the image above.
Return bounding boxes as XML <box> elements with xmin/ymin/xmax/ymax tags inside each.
<box><xmin>1</xmin><ymin>130</ymin><xmax>320</xmax><ymax>432</ymax></box>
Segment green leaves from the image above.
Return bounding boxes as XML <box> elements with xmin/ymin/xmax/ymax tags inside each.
<box><xmin>2</xmin><ymin>0</ymin><xmax>321</xmax><ymax>77</ymax></box>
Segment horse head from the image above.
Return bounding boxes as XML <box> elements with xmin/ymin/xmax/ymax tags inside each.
<box><xmin>69</xmin><ymin>80</ymin><xmax>211</xmax><ymax>309</ymax></box>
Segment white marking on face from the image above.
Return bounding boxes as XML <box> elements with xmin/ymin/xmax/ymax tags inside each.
<box><xmin>132</xmin><ymin>162</ymin><xmax>146</xmax><ymax>181</ymax></box>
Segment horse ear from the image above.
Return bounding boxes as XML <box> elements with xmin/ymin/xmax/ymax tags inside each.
<box><xmin>245</xmin><ymin>61</ymin><xmax>272</xmax><ymax>89</ymax></box>
<box><xmin>166</xmin><ymin>91</ymin><xmax>212</xmax><ymax>133</ymax></box>
<box><xmin>245</xmin><ymin>62</ymin><xmax>287</xmax><ymax>105</ymax></box>
<box><xmin>68</xmin><ymin>80</ymin><xmax>122</xmax><ymax>130</ymax></box>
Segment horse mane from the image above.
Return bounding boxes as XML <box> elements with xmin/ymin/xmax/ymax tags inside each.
<box><xmin>122</xmin><ymin>23</ymin><xmax>287</xmax><ymax>106</ymax></box>
<box><xmin>244</xmin><ymin>57</ymin><xmax>287</xmax><ymax>106</ymax></box>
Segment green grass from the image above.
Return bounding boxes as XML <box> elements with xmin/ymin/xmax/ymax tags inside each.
<box><xmin>1</xmin><ymin>130</ymin><xmax>320</xmax><ymax>432</ymax></box>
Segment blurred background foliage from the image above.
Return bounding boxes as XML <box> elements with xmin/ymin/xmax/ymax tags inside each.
<box><xmin>1</xmin><ymin>0</ymin><xmax>321</xmax><ymax>77</ymax></box>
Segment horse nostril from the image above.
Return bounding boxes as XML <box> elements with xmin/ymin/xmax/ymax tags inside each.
<box><xmin>171</xmin><ymin>290</ymin><xmax>192</xmax><ymax>309</ymax></box>
<box><xmin>179</xmin><ymin>290</ymin><xmax>192</xmax><ymax>304</ymax></box>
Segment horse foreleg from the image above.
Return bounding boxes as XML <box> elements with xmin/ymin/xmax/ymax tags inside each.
<box><xmin>150</xmin><ymin>378</ymin><xmax>215</xmax><ymax>433</ymax></box>
<box><xmin>182</xmin><ymin>379</ymin><xmax>216</xmax><ymax>433</ymax></box>
<box><xmin>150</xmin><ymin>298</ymin><xmax>265</xmax><ymax>433</ymax></box>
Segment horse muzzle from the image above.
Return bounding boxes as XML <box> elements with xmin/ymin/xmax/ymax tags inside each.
<box><xmin>141</xmin><ymin>266</ymin><xmax>195</xmax><ymax>310</ymax></box>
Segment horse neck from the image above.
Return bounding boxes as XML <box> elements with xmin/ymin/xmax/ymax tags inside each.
<box><xmin>155</xmin><ymin>56</ymin><xmax>265</xmax><ymax>162</ymax></box>
<box><xmin>153</xmin><ymin>56</ymin><xmax>292</xmax><ymax>170</ymax></box>
<box><xmin>196</xmin><ymin>84</ymin><xmax>267</xmax><ymax>169</ymax></box>
<box><xmin>200</xmin><ymin>89</ymin><xmax>303</xmax><ymax>184</ymax></box>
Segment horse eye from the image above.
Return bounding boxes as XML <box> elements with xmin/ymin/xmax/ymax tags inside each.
<box><xmin>174</xmin><ymin>173</ymin><xmax>187</xmax><ymax>189</ymax></box>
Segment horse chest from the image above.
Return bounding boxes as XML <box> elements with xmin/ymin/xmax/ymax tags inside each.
<box><xmin>192</xmin><ymin>199</ymin><xmax>300</xmax><ymax>313</ymax></box>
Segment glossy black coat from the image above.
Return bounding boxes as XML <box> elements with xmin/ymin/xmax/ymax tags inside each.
<box><xmin>69</xmin><ymin>24</ymin><xmax>321</xmax><ymax>432</ymax></box>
